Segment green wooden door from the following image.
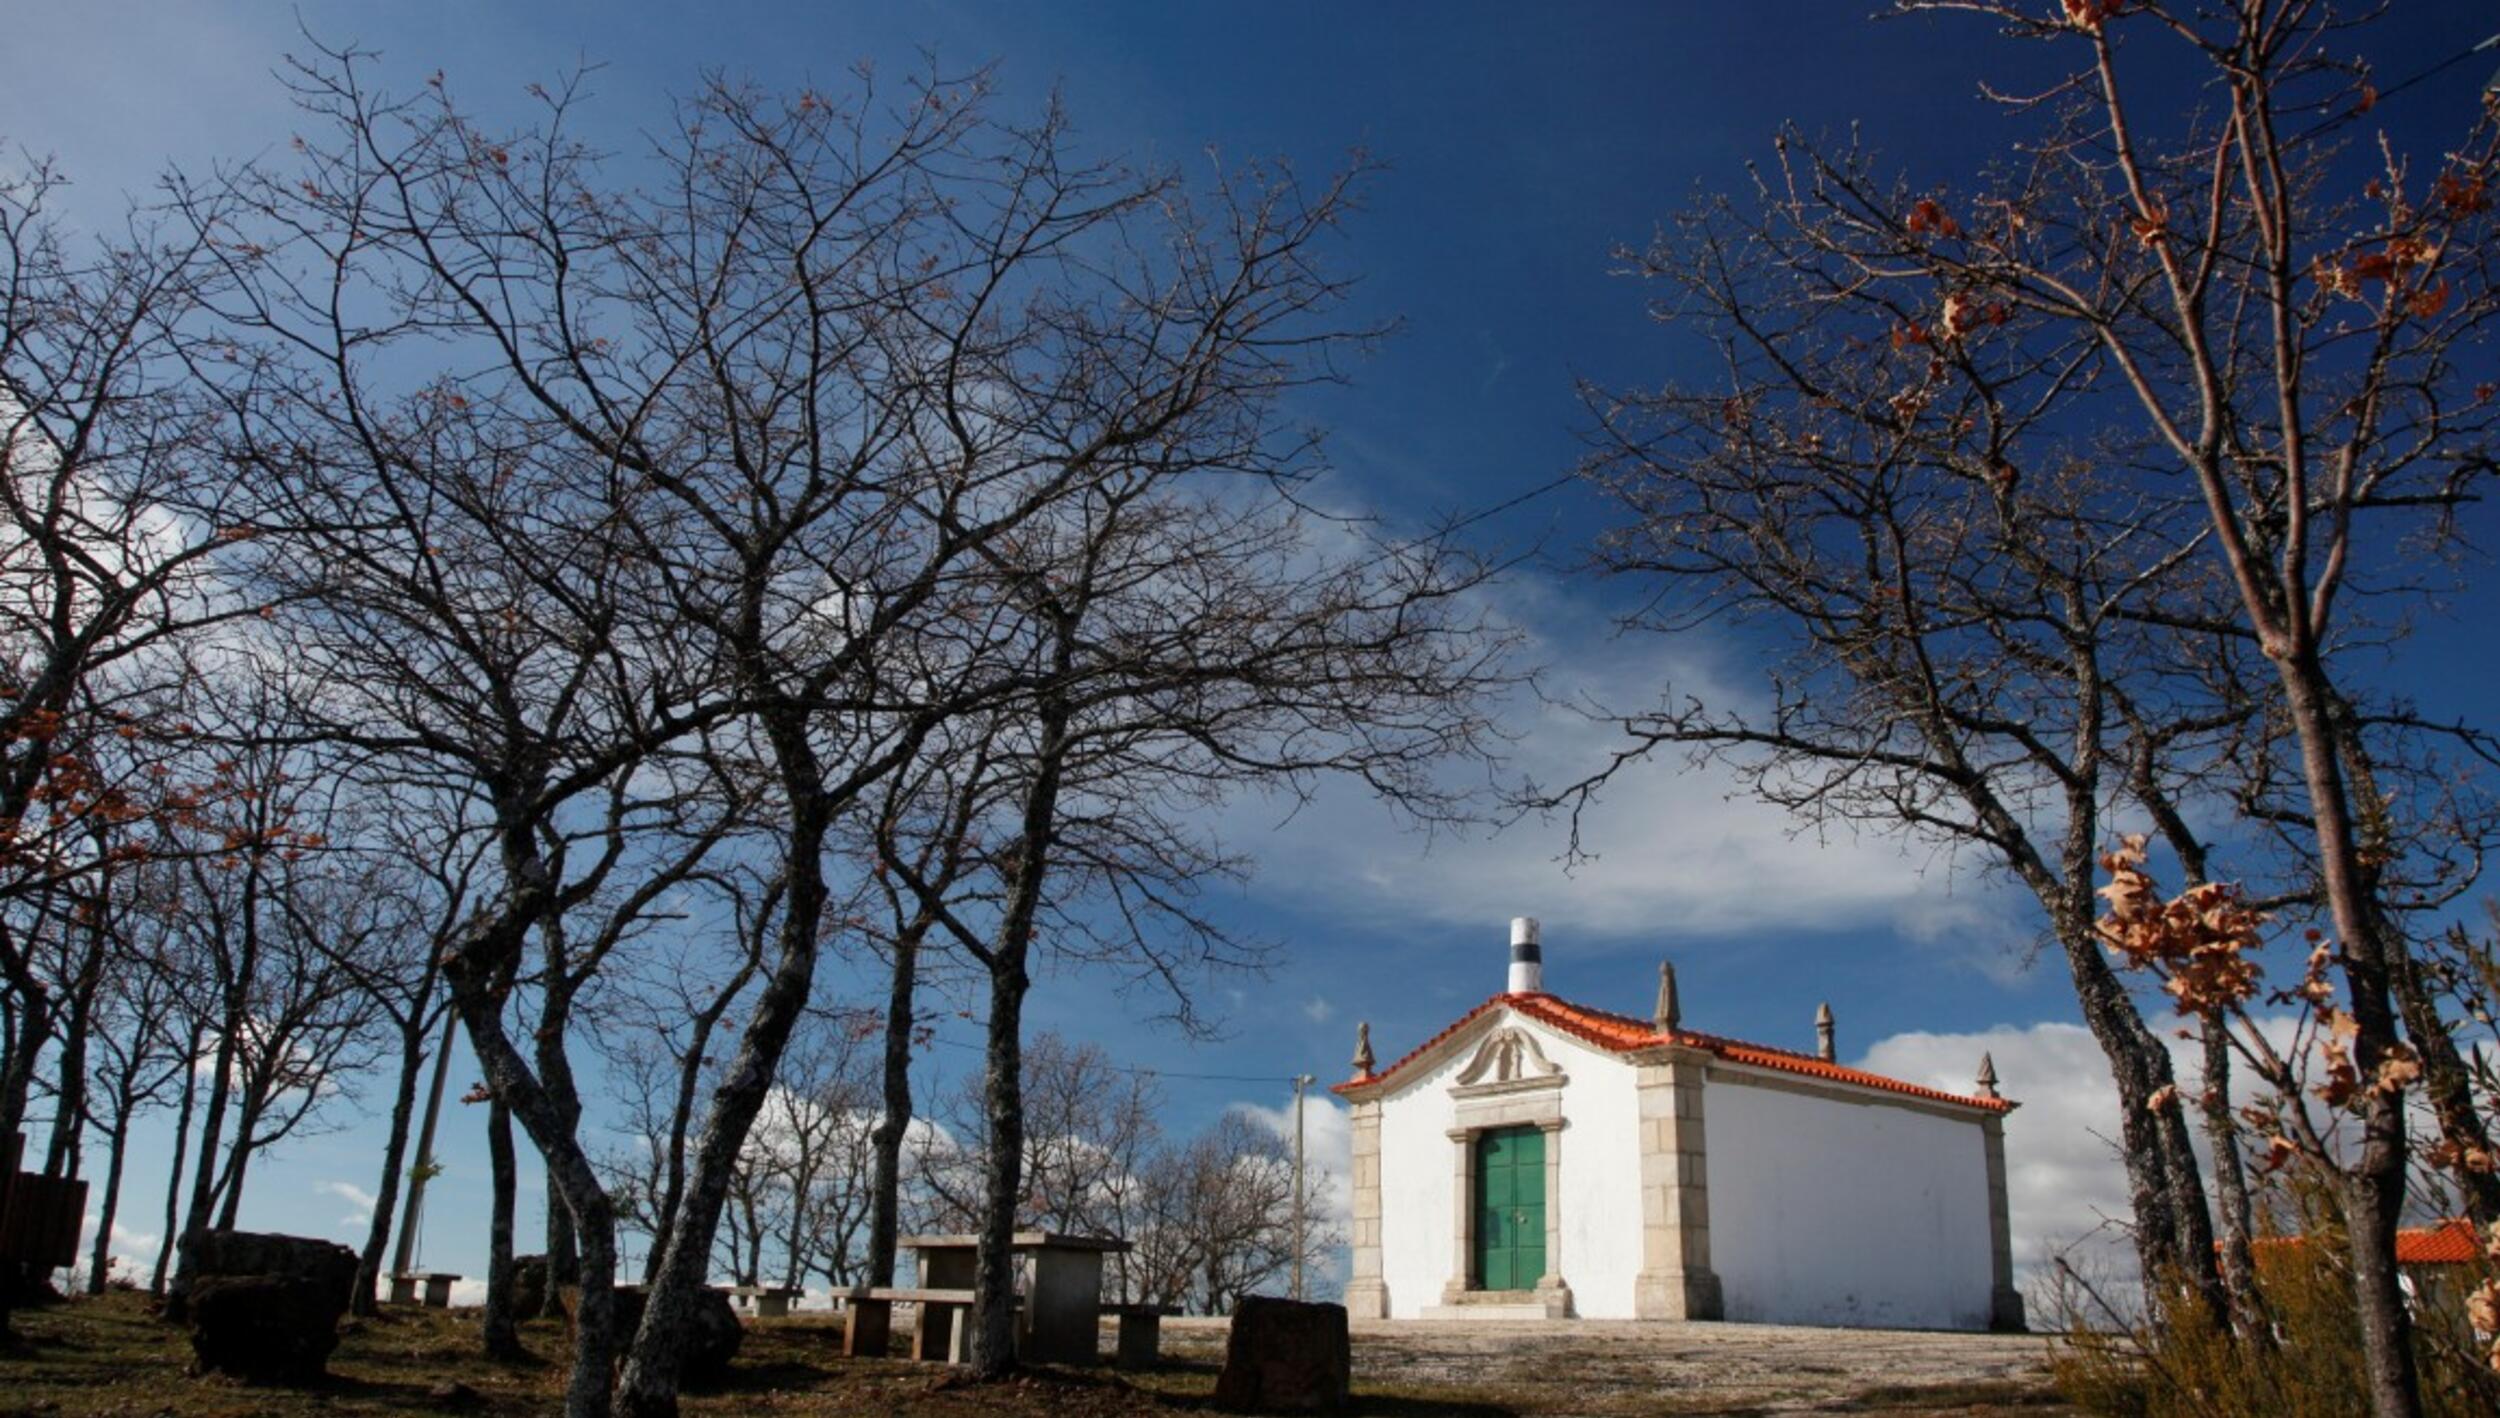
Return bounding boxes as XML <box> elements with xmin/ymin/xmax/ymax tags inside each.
<box><xmin>1473</xmin><ymin>1125</ymin><xmax>1546</xmax><ymax>1291</ymax></box>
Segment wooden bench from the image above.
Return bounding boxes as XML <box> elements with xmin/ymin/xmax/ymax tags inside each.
<box><xmin>726</xmin><ymin>1284</ymin><xmax>804</xmax><ymax>1318</ymax></box>
<box><xmin>1110</xmin><ymin>1302</ymin><xmax>1179</xmax><ymax>1369</ymax></box>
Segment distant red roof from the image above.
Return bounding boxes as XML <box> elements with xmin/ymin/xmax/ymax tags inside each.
<box><xmin>1334</xmin><ymin>991</ymin><xmax>2013</xmax><ymax>1115</ymax></box>
<box><xmin>2398</xmin><ymin>1219</ymin><xmax>2486</xmax><ymax>1265</ymax></box>
<box><xmin>2250</xmin><ymin>1218</ymin><xmax>2490</xmax><ymax>1267</ymax></box>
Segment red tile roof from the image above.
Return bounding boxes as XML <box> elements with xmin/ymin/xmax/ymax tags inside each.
<box><xmin>1335</xmin><ymin>991</ymin><xmax>2013</xmax><ymax>1115</ymax></box>
<box><xmin>2398</xmin><ymin>1219</ymin><xmax>2486</xmax><ymax>1265</ymax></box>
<box><xmin>2250</xmin><ymin>1218</ymin><xmax>2490</xmax><ymax>1266</ymax></box>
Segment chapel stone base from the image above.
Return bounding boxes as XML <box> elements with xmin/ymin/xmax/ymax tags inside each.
<box><xmin>1421</xmin><ymin>1281</ymin><xmax>1573</xmax><ymax>1321</ymax></box>
<box><xmin>1990</xmin><ymin>1286</ymin><xmax>2027</xmax><ymax>1333</ymax></box>
<box><xmin>1343</xmin><ymin>1279</ymin><xmax>1389</xmax><ymax>1321</ymax></box>
<box><xmin>1633</xmin><ymin>1267</ymin><xmax>1723</xmax><ymax>1321</ymax></box>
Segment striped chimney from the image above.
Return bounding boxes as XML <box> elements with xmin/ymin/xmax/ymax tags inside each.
<box><xmin>1507</xmin><ymin>916</ymin><xmax>1543</xmax><ymax>994</ymax></box>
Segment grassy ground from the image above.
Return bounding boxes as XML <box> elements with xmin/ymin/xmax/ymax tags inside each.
<box><xmin>0</xmin><ymin>1291</ymin><xmax>2071</xmax><ymax>1417</ymax></box>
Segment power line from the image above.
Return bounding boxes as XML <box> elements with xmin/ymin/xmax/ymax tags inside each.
<box><xmin>2292</xmin><ymin>31</ymin><xmax>2500</xmax><ymax>147</ymax></box>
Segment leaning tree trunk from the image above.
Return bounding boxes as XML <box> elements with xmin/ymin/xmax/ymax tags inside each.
<box><xmin>614</xmin><ymin>759</ymin><xmax>833</xmax><ymax>1418</ymax></box>
<box><xmin>440</xmin><ymin>870</ymin><xmax>627</xmax><ymax>1418</ymax></box>
<box><xmin>2060</xmin><ymin>932</ymin><xmax>2207</xmax><ymax>1307</ymax></box>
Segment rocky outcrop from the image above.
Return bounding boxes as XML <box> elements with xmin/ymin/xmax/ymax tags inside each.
<box><xmin>1213</xmin><ymin>1297</ymin><xmax>1350</xmax><ymax>1414</ymax></box>
<box><xmin>512</xmin><ymin>1254</ymin><xmax>553</xmax><ymax>1318</ymax></box>
<box><xmin>175</xmin><ymin>1230</ymin><xmax>360</xmax><ymax>1382</ymax></box>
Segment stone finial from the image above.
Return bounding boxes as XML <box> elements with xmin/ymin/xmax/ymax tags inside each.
<box><xmin>1653</xmin><ymin>960</ymin><xmax>1682</xmax><ymax>1034</ymax></box>
<box><xmin>1351</xmin><ymin>1020</ymin><xmax>1376</xmax><ymax>1079</ymax></box>
<box><xmin>1975</xmin><ymin>1051</ymin><xmax>2001</xmax><ymax>1101</ymax></box>
<box><xmin>1815</xmin><ymin>1001</ymin><xmax>1835</xmax><ymax>1062</ymax></box>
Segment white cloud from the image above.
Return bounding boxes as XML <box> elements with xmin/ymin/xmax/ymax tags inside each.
<box><xmin>1226</xmin><ymin>584</ymin><xmax>2034</xmax><ymax>957</ymax></box>
<box><xmin>1302</xmin><ymin>996</ymin><xmax>1336</xmax><ymax>1024</ymax></box>
<box><xmin>1233</xmin><ymin>1090</ymin><xmax>1354</xmax><ymax>1297</ymax></box>
<box><xmin>72</xmin><ymin>1213</ymin><xmax>165</xmax><ymax>1291</ymax></box>
<box><xmin>318</xmin><ymin>1179</ymin><xmax>378</xmax><ymax>1226</ymax></box>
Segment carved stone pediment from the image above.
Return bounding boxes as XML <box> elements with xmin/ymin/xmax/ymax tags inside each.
<box><xmin>1451</xmin><ymin>1026</ymin><xmax>1567</xmax><ymax>1098</ymax></box>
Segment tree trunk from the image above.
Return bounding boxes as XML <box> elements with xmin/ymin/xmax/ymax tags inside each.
<box><xmin>213</xmin><ymin>1102</ymin><xmax>257</xmax><ymax>1231</ymax></box>
<box><xmin>539</xmin><ymin>974</ymin><xmax>584</xmax><ymax>1293</ymax></box>
<box><xmin>167</xmin><ymin>1023</ymin><xmax>238</xmax><ymax>1307</ymax></box>
<box><xmin>2197</xmin><ymin>1012</ymin><xmax>2262</xmax><ymax>1337</ymax></box>
<box><xmin>354</xmin><ymin>1015</ymin><xmax>429</xmax><ymax>1316</ymax></box>
<box><xmin>2401</xmin><ymin>932</ymin><xmax>2500</xmax><ymax>1225</ymax></box>
<box><xmin>2273</xmin><ymin>654</ymin><xmax>2420</xmax><ymax>1418</ymax></box>
<box><xmin>2059</xmin><ymin>931</ymin><xmax>2207</xmax><ymax>1308</ymax></box>
<box><xmin>0</xmin><ymin>980</ymin><xmax>46</xmax><ymax>1147</ymax></box>
<box><xmin>150</xmin><ymin>1020</ymin><xmax>200</xmax><ymax>1296</ymax></box>
<box><xmin>441</xmin><ymin>880</ymin><xmax>624</xmax><ymax>1418</ymax></box>
<box><xmin>965</xmin><ymin>686</ymin><xmax>1073</xmax><ymax>1382</ymax></box>
<box><xmin>969</xmin><ymin>953</ymin><xmax>1031</xmax><ymax>1379</ymax></box>
<box><xmin>866</xmin><ymin>929</ymin><xmax>921</xmax><ymax>1288</ymax></box>
<box><xmin>86</xmin><ymin>1115</ymin><xmax>131</xmax><ymax>1293</ymax></box>
<box><xmin>483</xmin><ymin>1096</ymin><xmax>524</xmax><ymax>1360</ymax></box>
<box><xmin>43</xmin><ymin>982</ymin><xmax>91</xmax><ymax>1177</ymax></box>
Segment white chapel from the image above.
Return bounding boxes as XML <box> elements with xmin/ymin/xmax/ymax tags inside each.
<box><xmin>1335</xmin><ymin>918</ymin><xmax>2024</xmax><ymax>1331</ymax></box>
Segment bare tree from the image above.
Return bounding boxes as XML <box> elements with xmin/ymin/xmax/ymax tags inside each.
<box><xmin>1567</xmin><ymin>5</ymin><xmax>2500</xmax><ymax>1409</ymax></box>
<box><xmin>1135</xmin><ymin>1111</ymin><xmax>1339</xmax><ymax>1316</ymax></box>
<box><xmin>76</xmin><ymin>863</ymin><xmax>189</xmax><ymax>1292</ymax></box>
<box><xmin>1879</xmin><ymin>8</ymin><xmax>2498</xmax><ymax>1410</ymax></box>
<box><xmin>335</xmin><ymin>805</ymin><xmax>479</xmax><ymax>1316</ymax></box>
<box><xmin>0</xmin><ymin>156</ymin><xmax>265</xmax><ymax>1151</ymax></box>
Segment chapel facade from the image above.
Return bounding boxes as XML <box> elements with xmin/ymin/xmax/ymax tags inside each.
<box><xmin>1335</xmin><ymin>918</ymin><xmax>2024</xmax><ymax>1331</ymax></box>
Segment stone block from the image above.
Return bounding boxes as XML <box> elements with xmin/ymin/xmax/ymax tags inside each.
<box><xmin>1213</xmin><ymin>1296</ymin><xmax>1350</xmax><ymax>1414</ymax></box>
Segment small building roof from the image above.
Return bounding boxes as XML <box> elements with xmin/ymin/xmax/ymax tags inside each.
<box><xmin>1336</xmin><ymin>990</ymin><xmax>2014</xmax><ymax>1115</ymax></box>
<box><xmin>2250</xmin><ymin>1217</ymin><xmax>2488</xmax><ymax>1267</ymax></box>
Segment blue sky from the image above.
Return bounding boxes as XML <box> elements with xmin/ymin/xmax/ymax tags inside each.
<box><xmin>9</xmin><ymin>2</ymin><xmax>2499</xmax><ymax>1297</ymax></box>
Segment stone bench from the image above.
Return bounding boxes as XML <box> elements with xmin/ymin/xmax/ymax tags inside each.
<box><xmin>726</xmin><ymin>1284</ymin><xmax>804</xmax><ymax>1318</ymax></box>
<box><xmin>842</xmin><ymin>1287</ymin><xmax>1021</xmax><ymax>1362</ymax></box>
<box><xmin>1111</xmin><ymin>1302</ymin><xmax>1179</xmax><ymax>1369</ymax></box>
<box><xmin>389</xmin><ymin>1272</ymin><xmax>461</xmax><ymax>1308</ymax></box>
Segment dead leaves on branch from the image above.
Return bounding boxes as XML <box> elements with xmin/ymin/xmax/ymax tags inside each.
<box><xmin>2094</xmin><ymin>833</ymin><xmax>2267</xmax><ymax>1015</ymax></box>
<box><xmin>2094</xmin><ymin>836</ymin><xmax>2433</xmax><ymax>1119</ymax></box>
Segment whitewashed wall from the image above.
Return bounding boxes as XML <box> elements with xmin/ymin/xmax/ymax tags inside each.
<box><xmin>1547</xmin><ymin>1025</ymin><xmax>1642</xmax><ymax>1318</ymax></box>
<box><xmin>1704</xmin><ymin>1070</ymin><xmax>1996</xmax><ymax>1329</ymax></box>
<box><xmin>1375</xmin><ymin>1028</ymin><xmax>1464</xmax><ymax>1317</ymax></box>
<box><xmin>1373</xmin><ymin>1009</ymin><xmax>1648</xmax><ymax>1319</ymax></box>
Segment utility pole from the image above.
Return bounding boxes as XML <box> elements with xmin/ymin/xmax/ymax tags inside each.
<box><xmin>391</xmin><ymin>1012</ymin><xmax>461</xmax><ymax>1282</ymax></box>
<box><xmin>1290</xmin><ymin>1073</ymin><xmax>1315</xmax><ymax>1301</ymax></box>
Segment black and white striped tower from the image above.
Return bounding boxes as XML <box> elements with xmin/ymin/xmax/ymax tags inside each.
<box><xmin>1507</xmin><ymin>916</ymin><xmax>1543</xmax><ymax>994</ymax></box>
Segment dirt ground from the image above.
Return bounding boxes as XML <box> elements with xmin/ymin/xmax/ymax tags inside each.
<box><xmin>0</xmin><ymin>1291</ymin><xmax>2072</xmax><ymax>1417</ymax></box>
<box><xmin>1166</xmin><ymin>1316</ymin><xmax>2067</xmax><ymax>1416</ymax></box>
